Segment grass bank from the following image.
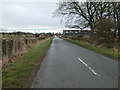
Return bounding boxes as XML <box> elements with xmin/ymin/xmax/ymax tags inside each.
<box><xmin>2</xmin><ymin>38</ymin><xmax>53</xmax><ymax>88</ymax></box>
<box><xmin>63</xmin><ymin>38</ymin><xmax>119</xmax><ymax>61</ymax></box>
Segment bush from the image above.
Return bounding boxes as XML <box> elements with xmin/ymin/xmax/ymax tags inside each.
<box><xmin>70</xmin><ymin>36</ymin><xmax>89</xmax><ymax>42</ymax></box>
<box><xmin>71</xmin><ymin>36</ymin><xmax>79</xmax><ymax>40</ymax></box>
<box><xmin>78</xmin><ymin>37</ymin><xmax>89</xmax><ymax>42</ymax></box>
<box><xmin>94</xmin><ymin>18</ymin><xmax>116</xmax><ymax>48</ymax></box>
<box><xmin>39</xmin><ymin>37</ymin><xmax>45</xmax><ymax>40</ymax></box>
<box><xmin>39</xmin><ymin>35</ymin><xmax>46</xmax><ymax>40</ymax></box>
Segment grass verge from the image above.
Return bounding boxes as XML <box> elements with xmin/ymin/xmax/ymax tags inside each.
<box><xmin>2</xmin><ymin>38</ymin><xmax>53</xmax><ymax>88</ymax></box>
<box><xmin>63</xmin><ymin>38</ymin><xmax>119</xmax><ymax>61</ymax></box>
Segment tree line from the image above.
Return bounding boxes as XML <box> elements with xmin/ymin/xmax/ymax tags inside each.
<box><xmin>54</xmin><ymin>0</ymin><xmax>120</xmax><ymax>48</ymax></box>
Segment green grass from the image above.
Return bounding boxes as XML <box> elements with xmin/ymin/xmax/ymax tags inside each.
<box><xmin>2</xmin><ymin>38</ymin><xmax>52</xmax><ymax>88</ymax></box>
<box><xmin>63</xmin><ymin>38</ymin><xmax>119</xmax><ymax>61</ymax></box>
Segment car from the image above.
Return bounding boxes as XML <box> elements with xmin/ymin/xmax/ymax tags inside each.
<box><xmin>59</xmin><ymin>36</ymin><xmax>62</xmax><ymax>38</ymax></box>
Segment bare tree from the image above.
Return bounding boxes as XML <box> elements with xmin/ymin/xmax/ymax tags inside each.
<box><xmin>54</xmin><ymin>0</ymin><xmax>120</xmax><ymax>47</ymax></box>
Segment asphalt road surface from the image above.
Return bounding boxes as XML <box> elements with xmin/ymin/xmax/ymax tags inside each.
<box><xmin>31</xmin><ymin>36</ymin><xmax>118</xmax><ymax>88</ymax></box>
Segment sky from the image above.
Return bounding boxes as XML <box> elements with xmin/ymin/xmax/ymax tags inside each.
<box><xmin>0</xmin><ymin>1</ymin><xmax>67</xmax><ymax>33</ymax></box>
<box><xmin>1</xmin><ymin>0</ymin><xmax>118</xmax><ymax>33</ymax></box>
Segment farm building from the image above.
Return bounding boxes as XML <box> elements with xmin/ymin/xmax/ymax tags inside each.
<box><xmin>63</xmin><ymin>30</ymin><xmax>90</xmax><ymax>37</ymax></box>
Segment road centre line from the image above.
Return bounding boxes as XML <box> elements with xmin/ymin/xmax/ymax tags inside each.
<box><xmin>78</xmin><ymin>57</ymin><xmax>100</xmax><ymax>76</ymax></box>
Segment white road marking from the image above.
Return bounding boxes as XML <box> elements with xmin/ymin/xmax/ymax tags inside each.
<box><xmin>78</xmin><ymin>57</ymin><xmax>100</xmax><ymax>76</ymax></box>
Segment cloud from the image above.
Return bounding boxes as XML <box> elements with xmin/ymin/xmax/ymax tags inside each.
<box><xmin>0</xmin><ymin>0</ymin><xmax>59</xmax><ymax>3</ymax></box>
<box><xmin>1</xmin><ymin>2</ymin><xmax>65</xmax><ymax>33</ymax></box>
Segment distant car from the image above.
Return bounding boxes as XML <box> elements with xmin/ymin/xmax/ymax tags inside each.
<box><xmin>59</xmin><ymin>36</ymin><xmax>62</xmax><ymax>38</ymax></box>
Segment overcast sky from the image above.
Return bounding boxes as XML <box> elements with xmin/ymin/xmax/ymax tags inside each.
<box><xmin>1</xmin><ymin>0</ymin><xmax>117</xmax><ymax>33</ymax></box>
<box><xmin>0</xmin><ymin>1</ymin><xmax>67</xmax><ymax>33</ymax></box>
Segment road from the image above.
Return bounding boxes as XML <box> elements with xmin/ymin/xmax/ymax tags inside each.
<box><xmin>31</xmin><ymin>36</ymin><xmax>118</xmax><ymax>88</ymax></box>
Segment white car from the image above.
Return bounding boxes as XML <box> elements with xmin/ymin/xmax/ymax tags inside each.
<box><xmin>59</xmin><ymin>36</ymin><xmax>62</xmax><ymax>38</ymax></box>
